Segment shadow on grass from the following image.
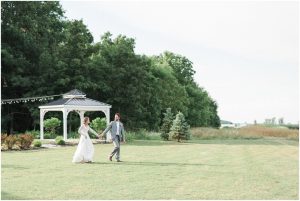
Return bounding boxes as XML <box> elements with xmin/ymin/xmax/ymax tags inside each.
<box><xmin>187</xmin><ymin>138</ymin><xmax>299</xmax><ymax>146</ymax></box>
<box><xmin>125</xmin><ymin>139</ymin><xmax>298</xmax><ymax>146</ymax></box>
<box><xmin>1</xmin><ymin>147</ymin><xmax>55</xmax><ymax>154</ymax></box>
<box><xmin>1</xmin><ymin>191</ymin><xmax>28</xmax><ymax>200</ymax></box>
<box><xmin>93</xmin><ymin>161</ymin><xmax>225</xmax><ymax>167</ymax></box>
<box><xmin>125</xmin><ymin>140</ymin><xmax>180</xmax><ymax>146</ymax></box>
<box><xmin>2</xmin><ymin>164</ymin><xmax>30</xmax><ymax>170</ymax></box>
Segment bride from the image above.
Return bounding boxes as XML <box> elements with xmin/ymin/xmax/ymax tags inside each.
<box><xmin>72</xmin><ymin>117</ymin><xmax>99</xmax><ymax>163</ymax></box>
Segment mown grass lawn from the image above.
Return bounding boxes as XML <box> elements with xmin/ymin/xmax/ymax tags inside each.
<box><xmin>1</xmin><ymin>139</ymin><xmax>299</xmax><ymax>200</ymax></box>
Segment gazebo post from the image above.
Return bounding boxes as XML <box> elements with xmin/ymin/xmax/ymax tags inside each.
<box><xmin>40</xmin><ymin>109</ymin><xmax>45</xmax><ymax>140</ymax></box>
<box><xmin>63</xmin><ymin>109</ymin><xmax>68</xmax><ymax>141</ymax></box>
<box><xmin>104</xmin><ymin>109</ymin><xmax>111</xmax><ymax>142</ymax></box>
<box><xmin>77</xmin><ymin>111</ymin><xmax>85</xmax><ymax>124</ymax></box>
<box><xmin>106</xmin><ymin>109</ymin><xmax>110</xmax><ymax>128</ymax></box>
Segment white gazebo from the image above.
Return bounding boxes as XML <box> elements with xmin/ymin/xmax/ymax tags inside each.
<box><xmin>39</xmin><ymin>89</ymin><xmax>111</xmax><ymax>141</ymax></box>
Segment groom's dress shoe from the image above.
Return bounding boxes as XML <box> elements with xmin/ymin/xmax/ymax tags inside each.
<box><xmin>116</xmin><ymin>160</ymin><xmax>122</xmax><ymax>162</ymax></box>
<box><xmin>109</xmin><ymin>156</ymin><xmax>112</xmax><ymax>161</ymax></box>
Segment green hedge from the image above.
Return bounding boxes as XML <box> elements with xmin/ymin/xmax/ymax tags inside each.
<box><xmin>34</xmin><ymin>140</ymin><xmax>42</xmax><ymax>147</ymax></box>
<box><xmin>55</xmin><ymin>136</ymin><xmax>65</xmax><ymax>145</ymax></box>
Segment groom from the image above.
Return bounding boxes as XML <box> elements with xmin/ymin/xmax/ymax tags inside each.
<box><xmin>101</xmin><ymin>113</ymin><xmax>126</xmax><ymax>162</ymax></box>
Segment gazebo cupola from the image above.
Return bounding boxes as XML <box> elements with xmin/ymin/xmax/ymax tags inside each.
<box><xmin>63</xmin><ymin>89</ymin><xmax>86</xmax><ymax>99</ymax></box>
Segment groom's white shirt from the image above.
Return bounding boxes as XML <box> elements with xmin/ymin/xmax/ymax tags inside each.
<box><xmin>103</xmin><ymin>120</ymin><xmax>125</xmax><ymax>141</ymax></box>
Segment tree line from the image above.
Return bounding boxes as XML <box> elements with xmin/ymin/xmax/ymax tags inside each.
<box><xmin>1</xmin><ymin>1</ymin><xmax>220</xmax><ymax>133</ymax></box>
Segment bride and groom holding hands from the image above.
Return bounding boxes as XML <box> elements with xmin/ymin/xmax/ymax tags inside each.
<box><xmin>72</xmin><ymin>113</ymin><xmax>126</xmax><ymax>163</ymax></box>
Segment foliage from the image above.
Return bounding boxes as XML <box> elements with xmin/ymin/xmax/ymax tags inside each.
<box><xmin>1</xmin><ymin>133</ymin><xmax>8</xmax><ymax>144</ymax></box>
<box><xmin>25</xmin><ymin>130</ymin><xmax>40</xmax><ymax>139</ymax></box>
<box><xmin>90</xmin><ymin>117</ymin><xmax>107</xmax><ymax>133</ymax></box>
<box><xmin>160</xmin><ymin>108</ymin><xmax>174</xmax><ymax>140</ymax></box>
<box><xmin>149</xmin><ymin>58</ymin><xmax>189</xmax><ymax>116</ymax></box>
<box><xmin>33</xmin><ymin>140</ymin><xmax>42</xmax><ymax>147</ymax></box>
<box><xmin>55</xmin><ymin>136</ymin><xmax>65</xmax><ymax>145</ymax></box>
<box><xmin>44</xmin><ymin>132</ymin><xmax>57</xmax><ymax>139</ymax></box>
<box><xmin>44</xmin><ymin>117</ymin><xmax>61</xmax><ymax>135</ymax></box>
<box><xmin>170</xmin><ymin>112</ymin><xmax>190</xmax><ymax>142</ymax></box>
<box><xmin>182</xmin><ymin>121</ymin><xmax>191</xmax><ymax>140</ymax></box>
<box><xmin>89</xmin><ymin>133</ymin><xmax>98</xmax><ymax>139</ymax></box>
<box><xmin>1</xmin><ymin>1</ymin><xmax>220</xmax><ymax>133</ymax></box>
<box><xmin>68</xmin><ymin>131</ymin><xmax>79</xmax><ymax>139</ymax></box>
<box><xmin>2</xmin><ymin>133</ymin><xmax>34</xmax><ymax>150</ymax></box>
<box><xmin>1</xmin><ymin>1</ymin><xmax>65</xmax><ymax>132</ymax></box>
<box><xmin>134</xmin><ymin>129</ymin><xmax>151</xmax><ymax>140</ymax></box>
<box><xmin>160</xmin><ymin>132</ymin><xmax>169</xmax><ymax>141</ymax></box>
<box><xmin>91</xmin><ymin>33</ymin><xmax>163</xmax><ymax>130</ymax></box>
<box><xmin>123</xmin><ymin>131</ymin><xmax>134</xmax><ymax>142</ymax></box>
<box><xmin>284</xmin><ymin>124</ymin><xmax>299</xmax><ymax>130</ymax></box>
<box><xmin>157</xmin><ymin>51</ymin><xmax>195</xmax><ymax>85</ymax></box>
<box><xmin>125</xmin><ymin>129</ymin><xmax>152</xmax><ymax>142</ymax></box>
<box><xmin>3</xmin><ymin>135</ymin><xmax>18</xmax><ymax>149</ymax></box>
<box><xmin>18</xmin><ymin>134</ymin><xmax>34</xmax><ymax>149</ymax></box>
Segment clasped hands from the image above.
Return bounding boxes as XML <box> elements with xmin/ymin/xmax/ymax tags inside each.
<box><xmin>97</xmin><ymin>133</ymin><xmax>104</xmax><ymax>139</ymax></box>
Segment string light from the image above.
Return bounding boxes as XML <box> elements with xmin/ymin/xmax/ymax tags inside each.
<box><xmin>1</xmin><ymin>94</ymin><xmax>61</xmax><ymax>105</ymax></box>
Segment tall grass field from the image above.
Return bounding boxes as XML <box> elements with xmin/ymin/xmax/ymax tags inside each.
<box><xmin>191</xmin><ymin>125</ymin><xmax>299</xmax><ymax>140</ymax></box>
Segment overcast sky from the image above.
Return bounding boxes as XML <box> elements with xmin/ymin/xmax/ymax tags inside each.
<box><xmin>61</xmin><ymin>1</ymin><xmax>299</xmax><ymax>124</ymax></box>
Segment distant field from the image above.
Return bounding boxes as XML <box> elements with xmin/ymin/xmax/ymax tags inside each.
<box><xmin>2</xmin><ymin>138</ymin><xmax>298</xmax><ymax>200</ymax></box>
<box><xmin>191</xmin><ymin>125</ymin><xmax>299</xmax><ymax>140</ymax></box>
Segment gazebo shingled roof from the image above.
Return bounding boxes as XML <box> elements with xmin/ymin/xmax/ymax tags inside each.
<box><xmin>43</xmin><ymin>97</ymin><xmax>111</xmax><ymax>107</ymax></box>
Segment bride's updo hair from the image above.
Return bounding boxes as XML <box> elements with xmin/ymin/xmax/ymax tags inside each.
<box><xmin>83</xmin><ymin>117</ymin><xmax>89</xmax><ymax>124</ymax></box>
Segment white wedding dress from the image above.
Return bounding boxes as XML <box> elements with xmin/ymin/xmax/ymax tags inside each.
<box><xmin>72</xmin><ymin>124</ymin><xmax>98</xmax><ymax>163</ymax></box>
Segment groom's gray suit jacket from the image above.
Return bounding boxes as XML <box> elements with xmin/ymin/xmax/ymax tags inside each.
<box><xmin>103</xmin><ymin>121</ymin><xmax>125</xmax><ymax>141</ymax></box>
